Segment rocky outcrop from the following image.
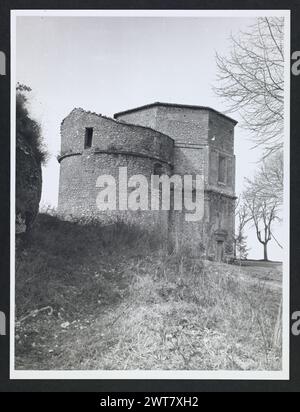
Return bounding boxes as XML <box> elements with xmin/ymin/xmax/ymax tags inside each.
<box><xmin>16</xmin><ymin>134</ymin><xmax>42</xmax><ymax>233</ymax></box>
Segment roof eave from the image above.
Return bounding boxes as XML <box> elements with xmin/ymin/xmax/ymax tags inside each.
<box><xmin>114</xmin><ymin>102</ymin><xmax>238</xmax><ymax>126</ymax></box>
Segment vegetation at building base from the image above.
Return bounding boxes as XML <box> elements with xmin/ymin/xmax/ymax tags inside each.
<box><xmin>15</xmin><ymin>212</ymin><xmax>282</xmax><ymax>371</ymax></box>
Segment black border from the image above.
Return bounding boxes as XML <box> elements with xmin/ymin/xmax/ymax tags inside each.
<box><xmin>1</xmin><ymin>0</ymin><xmax>299</xmax><ymax>392</ymax></box>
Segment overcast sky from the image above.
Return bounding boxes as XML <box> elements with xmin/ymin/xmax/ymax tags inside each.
<box><xmin>15</xmin><ymin>15</ymin><xmax>285</xmax><ymax>260</ymax></box>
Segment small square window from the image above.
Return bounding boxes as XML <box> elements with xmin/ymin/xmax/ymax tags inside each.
<box><xmin>84</xmin><ymin>127</ymin><xmax>93</xmax><ymax>148</ymax></box>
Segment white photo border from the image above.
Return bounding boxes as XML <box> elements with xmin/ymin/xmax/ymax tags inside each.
<box><xmin>10</xmin><ymin>9</ymin><xmax>291</xmax><ymax>380</ymax></box>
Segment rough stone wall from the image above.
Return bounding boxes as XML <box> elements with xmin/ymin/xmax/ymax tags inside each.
<box><xmin>207</xmin><ymin>110</ymin><xmax>235</xmax><ymax>196</ymax></box>
<box><xmin>205</xmin><ymin>111</ymin><xmax>236</xmax><ymax>260</ymax></box>
<box><xmin>115</xmin><ymin>105</ymin><xmax>210</xmax><ymax>180</ymax></box>
<box><xmin>116</xmin><ymin>106</ymin><xmax>159</xmax><ymax>130</ymax></box>
<box><xmin>116</xmin><ymin>106</ymin><xmax>210</xmax><ymax>145</ymax></box>
<box><xmin>208</xmin><ymin>149</ymin><xmax>235</xmax><ymax>193</ymax></box>
<box><xmin>115</xmin><ymin>105</ymin><xmax>236</xmax><ymax>259</ymax></box>
<box><xmin>208</xmin><ymin>110</ymin><xmax>235</xmax><ymax>153</ymax></box>
<box><xmin>58</xmin><ymin>109</ymin><xmax>174</xmax><ymax>236</ymax></box>
<box><xmin>60</xmin><ymin>108</ymin><xmax>173</xmax><ymax>165</ymax></box>
<box><xmin>204</xmin><ymin>192</ymin><xmax>236</xmax><ymax>260</ymax></box>
<box><xmin>59</xmin><ymin>105</ymin><xmax>237</xmax><ymax>261</ymax></box>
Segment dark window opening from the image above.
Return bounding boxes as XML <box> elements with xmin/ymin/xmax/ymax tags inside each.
<box><xmin>84</xmin><ymin>127</ymin><xmax>93</xmax><ymax>148</ymax></box>
<box><xmin>218</xmin><ymin>155</ymin><xmax>226</xmax><ymax>184</ymax></box>
<box><xmin>154</xmin><ymin>163</ymin><xmax>163</xmax><ymax>176</ymax></box>
<box><xmin>216</xmin><ymin>240</ymin><xmax>224</xmax><ymax>262</ymax></box>
<box><xmin>227</xmin><ymin>158</ymin><xmax>232</xmax><ymax>186</ymax></box>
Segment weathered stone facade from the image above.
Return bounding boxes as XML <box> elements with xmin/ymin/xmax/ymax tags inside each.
<box><xmin>58</xmin><ymin>103</ymin><xmax>237</xmax><ymax>261</ymax></box>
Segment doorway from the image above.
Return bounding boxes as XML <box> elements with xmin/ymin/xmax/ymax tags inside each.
<box><xmin>216</xmin><ymin>240</ymin><xmax>224</xmax><ymax>262</ymax></box>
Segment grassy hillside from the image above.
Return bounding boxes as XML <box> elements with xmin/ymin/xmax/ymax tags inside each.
<box><xmin>15</xmin><ymin>213</ymin><xmax>282</xmax><ymax>371</ymax></box>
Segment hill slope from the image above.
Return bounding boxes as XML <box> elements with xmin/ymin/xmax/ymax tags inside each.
<box><xmin>15</xmin><ymin>214</ymin><xmax>282</xmax><ymax>371</ymax></box>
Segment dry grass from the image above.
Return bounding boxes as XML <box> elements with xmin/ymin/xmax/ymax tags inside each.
<box><xmin>15</xmin><ymin>213</ymin><xmax>282</xmax><ymax>371</ymax></box>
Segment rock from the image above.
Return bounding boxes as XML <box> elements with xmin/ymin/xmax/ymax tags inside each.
<box><xmin>16</xmin><ymin>134</ymin><xmax>42</xmax><ymax>233</ymax></box>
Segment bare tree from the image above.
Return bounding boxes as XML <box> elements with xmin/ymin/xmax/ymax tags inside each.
<box><xmin>234</xmin><ymin>197</ymin><xmax>251</xmax><ymax>260</ymax></box>
<box><xmin>215</xmin><ymin>17</ymin><xmax>284</xmax><ymax>157</ymax></box>
<box><xmin>253</xmin><ymin>150</ymin><xmax>284</xmax><ymax>204</ymax></box>
<box><xmin>244</xmin><ymin>181</ymin><xmax>280</xmax><ymax>261</ymax></box>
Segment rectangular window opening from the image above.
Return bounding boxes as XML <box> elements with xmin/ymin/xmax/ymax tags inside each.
<box><xmin>84</xmin><ymin>127</ymin><xmax>93</xmax><ymax>149</ymax></box>
<box><xmin>218</xmin><ymin>155</ymin><xmax>226</xmax><ymax>184</ymax></box>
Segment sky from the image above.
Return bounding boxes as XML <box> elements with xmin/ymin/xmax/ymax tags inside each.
<box><xmin>15</xmin><ymin>15</ymin><xmax>285</xmax><ymax>260</ymax></box>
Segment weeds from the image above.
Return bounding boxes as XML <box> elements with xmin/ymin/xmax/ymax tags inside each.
<box><xmin>15</xmin><ymin>213</ymin><xmax>282</xmax><ymax>371</ymax></box>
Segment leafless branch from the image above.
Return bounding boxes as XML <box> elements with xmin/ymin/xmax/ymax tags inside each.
<box><xmin>214</xmin><ymin>17</ymin><xmax>284</xmax><ymax>158</ymax></box>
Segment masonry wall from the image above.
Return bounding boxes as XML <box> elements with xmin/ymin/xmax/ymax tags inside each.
<box><xmin>207</xmin><ymin>111</ymin><xmax>236</xmax><ymax>196</ymax></box>
<box><xmin>59</xmin><ymin>105</ymin><xmax>237</xmax><ymax>261</ymax></box>
<box><xmin>206</xmin><ymin>111</ymin><xmax>236</xmax><ymax>260</ymax></box>
<box><xmin>205</xmin><ymin>192</ymin><xmax>236</xmax><ymax>260</ymax></box>
<box><xmin>60</xmin><ymin>108</ymin><xmax>173</xmax><ymax>165</ymax></box>
<box><xmin>115</xmin><ymin>105</ymin><xmax>210</xmax><ymax>146</ymax></box>
<box><xmin>58</xmin><ymin>109</ymin><xmax>174</xmax><ymax>235</ymax></box>
<box><xmin>116</xmin><ymin>106</ymin><xmax>159</xmax><ymax>130</ymax></box>
<box><xmin>115</xmin><ymin>105</ymin><xmax>237</xmax><ymax>259</ymax></box>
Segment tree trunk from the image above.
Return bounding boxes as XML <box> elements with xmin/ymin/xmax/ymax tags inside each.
<box><xmin>263</xmin><ymin>243</ymin><xmax>268</xmax><ymax>261</ymax></box>
<box><xmin>233</xmin><ymin>239</ymin><xmax>237</xmax><ymax>260</ymax></box>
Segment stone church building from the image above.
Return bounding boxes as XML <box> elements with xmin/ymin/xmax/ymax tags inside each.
<box><xmin>58</xmin><ymin>102</ymin><xmax>237</xmax><ymax>261</ymax></box>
